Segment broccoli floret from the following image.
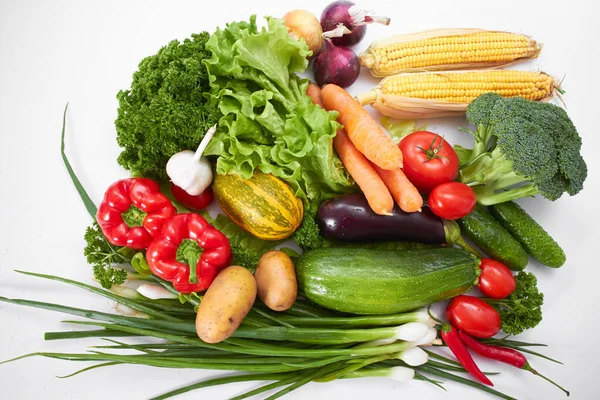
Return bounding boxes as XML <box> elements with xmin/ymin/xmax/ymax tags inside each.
<box><xmin>458</xmin><ymin>93</ymin><xmax>587</xmax><ymax>205</ymax></box>
<box><xmin>484</xmin><ymin>271</ymin><xmax>544</xmax><ymax>335</ymax></box>
<box><xmin>465</xmin><ymin>92</ymin><xmax>504</xmax><ymax>126</ymax></box>
<box><xmin>292</xmin><ymin>208</ymin><xmax>324</xmax><ymax>251</ymax></box>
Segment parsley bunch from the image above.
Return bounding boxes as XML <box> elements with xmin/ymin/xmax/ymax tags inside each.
<box><xmin>115</xmin><ymin>32</ymin><xmax>220</xmax><ymax>179</ymax></box>
<box><xmin>485</xmin><ymin>271</ymin><xmax>544</xmax><ymax>335</ymax></box>
<box><xmin>83</xmin><ymin>223</ymin><xmax>133</xmax><ymax>289</ymax></box>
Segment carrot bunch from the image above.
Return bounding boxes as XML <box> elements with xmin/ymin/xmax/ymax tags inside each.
<box><xmin>308</xmin><ymin>83</ymin><xmax>422</xmax><ymax>215</ymax></box>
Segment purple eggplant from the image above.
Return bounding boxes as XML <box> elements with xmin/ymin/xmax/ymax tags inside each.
<box><xmin>317</xmin><ymin>193</ymin><xmax>459</xmax><ymax>245</ymax></box>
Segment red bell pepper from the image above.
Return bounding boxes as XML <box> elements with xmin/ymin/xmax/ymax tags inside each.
<box><xmin>97</xmin><ymin>178</ymin><xmax>176</xmax><ymax>249</ymax></box>
<box><xmin>146</xmin><ymin>213</ymin><xmax>231</xmax><ymax>293</ymax></box>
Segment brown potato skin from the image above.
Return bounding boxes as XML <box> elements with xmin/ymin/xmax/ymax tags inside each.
<box><xmin>195</xmin><ymin>266</ymin><xmax>257</xmax><ymax>344</ymax></box>
<box><xmin>255</xmin><ymin>250</ymin><xmax>297</xmax><ymax>311</ymax></box>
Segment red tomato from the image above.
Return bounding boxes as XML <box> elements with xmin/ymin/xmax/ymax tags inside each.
<box><xmin>446</xmin><ymin>295</ymin><xmax>501</xmax><ymax>338</ymax></box>
<box><xmin>428</xmin><ymin>182</ymin><xmax>476</xmax><ymax>220</ymax></box>
<box><xmin>170</xmin><ymin>183</ymin><xmax>214</xmax><ymax>211</ymax></box>
<box><xmin>478</xmin><ymin>259</ymin><xmax>516</xmax><ymax>299</ymax></box>
<box><xmin>399</xmin><ymin>131</ymin><xmax>459</xmax><ymax>193</ymax></box>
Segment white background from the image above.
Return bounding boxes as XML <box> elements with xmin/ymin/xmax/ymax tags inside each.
<box><xmin>1</xmin><ymin>0</ymin><xmax>599</xmax><ymax>399</ymax></box>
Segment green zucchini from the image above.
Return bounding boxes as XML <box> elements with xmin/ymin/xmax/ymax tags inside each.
<box><xmin>489</xmin><ymin>201</ymin><xmax>566</xmax><ymax>268</ymax></box>
<box><xmin>296</xmin><ymin>247</ymin><xmax>480</xmax><ymax>315</ymax></box>
<box><xmin>458</xmin><ymin>205</ymin><xmax>528</xmax><ymax>271</ymax></box>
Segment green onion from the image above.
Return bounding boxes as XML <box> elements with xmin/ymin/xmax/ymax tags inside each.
<box><xmin>149</xmin><ymin>372</ymin><xmax>298</xmax><ymax>400</ymax></box>
<box><xmin>275</xmin><ymin>310</ymin><xmax>435</xmax><ymax>328</ymax></box>
<box><xmin>231</xmin><ymin>322</ymin><xmax>430</xmax><ymax>344</ymax></box>
<box><xmin>343</xmin><ymin>365</ymin><xmax>415</xmax><ymax>382</ymax></box>
<box><xmin>60</xmin><ymin>103</ymin><xmax>96</xmax><ymax>219</ymax></box>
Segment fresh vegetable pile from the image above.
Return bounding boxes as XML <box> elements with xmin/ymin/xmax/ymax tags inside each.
<box><xmin>1</xmin><ymin>2</ymin><xmax>588</xmax><ymax>399</ymax></box>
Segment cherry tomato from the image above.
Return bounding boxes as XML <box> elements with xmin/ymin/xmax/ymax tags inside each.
<box><xmin>399</xmin><ymin>131</ymin><xmax>459</xmax><ymax>193</ymax></box>
<box><xmin>428</xmin><ymin>182</ymin><xmax>476</xmax><ymax>220</ymax></box>
<box><xmin>478</xmin><ymin>259</ymin><xmax>516</xmax><ymax>299</ymax></box>
<box><xmin>446</xmin><ymin>295</ymin><xmax>501</xmax><ymax>338</ymax></box>
<box><xmin>170</xmin><ymin>183</ymin><xmax>214</xmax><ymax>211</ymax></box>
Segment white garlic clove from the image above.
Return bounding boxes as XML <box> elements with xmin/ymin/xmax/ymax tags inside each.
<box><xmin>166</xmin><ymin>152</ymin><xmax>213</xmax><ymax>196</ymax></box>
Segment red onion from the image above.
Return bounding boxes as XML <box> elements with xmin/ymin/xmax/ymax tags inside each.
<box><xmin>312</xmin><ymin>25</ymin><xmax>360</xmax><ymax>88</ymax></box>
<box><xmin>320</xmin><ymin>1</ymin><xmax>391</xmax><ymax>47</ymax></box>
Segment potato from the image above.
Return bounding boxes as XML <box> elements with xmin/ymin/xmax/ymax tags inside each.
<box><xmin>195</xmin><ymin>266</ymin><xmax>257</xmax><ymax>344</ymax></box>
<box><xmin>255</xmin><ymin>250</ymin><xmax>297</xmax><ymax>311</ymax></box>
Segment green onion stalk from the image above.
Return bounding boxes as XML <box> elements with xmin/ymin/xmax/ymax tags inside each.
<box><xmin>1</xmin><ymin>269</ymin><xmax>515</xmax><ymax>400</ymax></box>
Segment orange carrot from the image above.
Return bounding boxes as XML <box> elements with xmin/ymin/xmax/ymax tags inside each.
<box><xmin>372</xmin><ymin>164</ymin><xmax>423</xmax><ymax>213</ymax></box>
<box><xmin>321</xmin><ymin>84</ymin><xmax>403</xmax><ymax>171</ymax></box>
<box><xmin>308</xmin><ymin>83</ymin><xmax>393</xmax><ymax>215</ymax></box>
<box><xmin>334</xmin><ymin>130</ymin><xmax>394</xmax><ymax>215</ymax></box>
<box><xmin>306</xmin><ymin>83</ymin><xmax>324</xmax><ymax>108</ymax></box>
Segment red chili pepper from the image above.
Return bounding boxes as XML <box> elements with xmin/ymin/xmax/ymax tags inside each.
<box><xmin>146</xmin><ymin>213</ymin><xmax>231</xmax><ymax>293</ymax></box>
<box><xmin>440</xmin><ymin>324</ymin><xmax>493</xmax><ymax>386</ymax></box>
<box><xmin>458</xmin><ymin>331</ymin><xmax>570</xmax><ymax>396</ymax></box>
<box><xmin>97</xmin><ymin>178</ymin><xmax>176</xmax><ymax>249</ymax></box>
<box><xmin>458</xmin><ymin>331</ymin><xmax>527</xmax><ymax>368</ymax></box>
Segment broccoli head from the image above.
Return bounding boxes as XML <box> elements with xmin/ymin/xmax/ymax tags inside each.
<box><xmin>458</xmin><ymin>93</ymin><xmax>587</xmax><ymax>205</ymax></box>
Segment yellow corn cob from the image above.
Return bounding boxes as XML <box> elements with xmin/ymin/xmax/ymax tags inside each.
<box><xmin>360</xmin><ymin>28</ymin><xmax>542</xmax><ymax>77</ymax></box>
<box><xmin>356</xmin><ymin>70</ymin><xmax>556</xmax><ymax>119</ymax></box>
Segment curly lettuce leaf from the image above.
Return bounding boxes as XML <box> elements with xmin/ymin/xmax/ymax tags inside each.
<box><xmin>204</xmin><ymin>16</ymin><xmax>356</xmax><ymax>210</ymax></box>
<box><xmin>380</xmin><ymin>117</ymin><xmax>424</xmax><ymax>145</ymax></box>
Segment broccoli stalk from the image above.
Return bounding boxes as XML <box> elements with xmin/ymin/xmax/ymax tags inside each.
<box><xmin>457</xmin><ymin>93</ymin><xmax>587</xmax><ymax>205</ymax></box>
<box><xmin>461</xmin><ymin>146</ymin><xmax>541</xmax><ymax>205</ymax></box>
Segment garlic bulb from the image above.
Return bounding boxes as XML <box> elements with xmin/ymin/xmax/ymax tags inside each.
<box><xmin>166</xmin><ymin>124</ymin><xmax>217</xmax><ymax>196</ymax></box>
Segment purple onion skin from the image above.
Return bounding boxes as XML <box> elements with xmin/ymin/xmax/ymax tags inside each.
<box><xmin>320</xmin><ymin>1</ymin><xmax>365</xmax><ymax>47</ymax></box>
<box><xmin>312</xmin><ymin>40</ymin><xmax>360</xmax><ymax>88</ymax></box>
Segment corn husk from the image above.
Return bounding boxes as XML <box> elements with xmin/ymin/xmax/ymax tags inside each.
<box><xmin>356</xmin><ymin>69</ymin><xmax>556</xmax><ymax>120</ymax></box>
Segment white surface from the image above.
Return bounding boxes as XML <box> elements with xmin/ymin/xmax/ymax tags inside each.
<box><xmin>1</xmin><ymin>0</ymin><xmax>599</xmax><ymax>399</ymax></box>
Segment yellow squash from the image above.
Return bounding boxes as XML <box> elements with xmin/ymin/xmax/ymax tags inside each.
<box><xmin>213</xmin><ymin>172</ymin><xmax>304</xmax><ymax>241</ymax></box>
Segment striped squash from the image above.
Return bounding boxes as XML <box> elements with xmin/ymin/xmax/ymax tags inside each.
<box><xmin>212</xmin><ymin>172</ymin><xmax>304</xmax><ymax>241</ymax></box>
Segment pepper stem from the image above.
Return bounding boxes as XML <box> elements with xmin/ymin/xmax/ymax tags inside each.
<box><xmin>121</xmin><ymin>204</ymin><xmax>147</xmax><ymax>228</ymax></box>
<box><xmin>176</xmin><ymin>239</ymin><xmax>204</xmax><ymax>285</ymax></box>
<box><xmin>426</xmin><ymin>305</ymin><xmax>444</xmax><ymax>326</ymax></box>
<box><xmin>523</xmin><ymin>363</ymin><xmax>570</xmax><ymax>396</ymax></box>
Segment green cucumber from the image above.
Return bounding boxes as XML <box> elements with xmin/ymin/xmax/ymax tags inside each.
<box><xmin>296</xmin><ymin>247</ymin><xmax>480</xmax><ymax>315</ymax></box>
<box><xmin>489</xmin><ymin>201</ymin><xmax>566</xmax><ymax>268</ymax></box>
<box><xmin>458</xmin><ymin>205</ymin><xmax>528</xmax><ymax>271</ymax></box>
